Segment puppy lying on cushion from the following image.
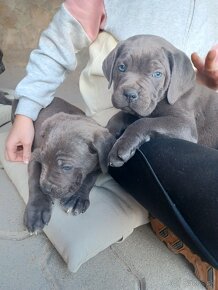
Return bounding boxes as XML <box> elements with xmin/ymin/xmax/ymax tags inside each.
<box><xmin>10</xmin><ymin>97</ymin><xmax>115</xmax><ymax>233</ymax></box>
<box><xmin>103</xmin><ymin>35</ymin><xmax>218</xmax><ymax>167</ymax></box>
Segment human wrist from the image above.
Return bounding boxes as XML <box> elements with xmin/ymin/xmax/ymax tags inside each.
<box><xmin>14</xmin><ymin>114</ymin><xmax>34</xmax><ymax>124</ymax></box>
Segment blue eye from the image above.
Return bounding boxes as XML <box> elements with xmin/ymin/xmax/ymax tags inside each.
<box><xmin>118</xmin><ymin>64</ymin><xmax>126</xmax><ymax>72</ymax></box>
<box><xmin>152</xmin><ymin>71</ymin><xmax>163</xmax><ymax>78</ymax></box>
<box><xmin>62</xmin><ymin>165</ymin><xmax>73</xmax><ymax>171</ymax></box>
<box><xmin>57</xmin><ymin>159</ymin><xmax>73</xmax><ymax>171</ymax></box>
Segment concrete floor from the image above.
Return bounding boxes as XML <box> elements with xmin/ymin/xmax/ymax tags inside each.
<box><xmin>0</xmin><ymin>51</ymin><xmax>205</xmax><ymax>290</ymax></box>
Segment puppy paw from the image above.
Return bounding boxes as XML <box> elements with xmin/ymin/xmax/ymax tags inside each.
<box><xmin>109</xmin><ymin>137</ymin><xmax>138</xmax><ymax>167</ymax></box>
<box><xmin>60</xmin><ymin>194</ymin><xmax>90</xmax><ymax>216</ymax></box>
<box><xmin>24</xmin><ymin>198</ymin><xmax>52</xmax><ymax>234</ymax></box>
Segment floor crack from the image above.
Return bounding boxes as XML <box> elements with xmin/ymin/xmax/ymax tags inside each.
<box><xmin>110</xmin><ymin>245</ymin><xmax>146</xmax><ymax>290</ymax></box>
<box><xmin>38</xmin><ymin>243</ymin><xmax>62</xmax><ymax>290</ymax></box>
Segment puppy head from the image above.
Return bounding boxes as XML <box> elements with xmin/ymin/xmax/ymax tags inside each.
<box><xmin>103</xmin><ymin>35</ymin><xmax>195</xmax><ymax>117</ymax></box>
<box><xmin>38</xmin><ymin>113</ymin><xmax>115</xmax><ymax>199</ymax></box>
<box><xmin>0</xmin><ymin>49</ymin><xmax>5</xmax><ymax>74</ymax></box>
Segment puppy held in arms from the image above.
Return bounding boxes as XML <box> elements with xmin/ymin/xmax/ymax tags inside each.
<box><xmin>103</xmin><ymin>35</ymin><xmax>218</xmax><ymax>167</ymax></box>
<box><xmin>9</xmin><ymin>98</ymin><xmax>115</xmax><ymax>234</ymax></box>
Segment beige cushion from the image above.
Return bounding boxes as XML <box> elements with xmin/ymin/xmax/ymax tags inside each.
<box><xmin>0</xmin><ymin>130</ymin><xmax>149</xmax><ymax>272</ymax></box>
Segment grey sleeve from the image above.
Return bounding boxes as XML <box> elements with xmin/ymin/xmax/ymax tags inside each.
<box><xmin>15</xmin><ymin>4</ymin><xmax>91</xmax><ymax>120</ymax></box>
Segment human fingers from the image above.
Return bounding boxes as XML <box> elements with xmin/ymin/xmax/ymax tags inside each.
<box><xmin>5</xmin><ymin>114</ymin><xmax>34</xmax><ymax>163</ymax></box>
<box><xmin>22</xmin><ymin>142</ymin><xmax>32</xmax><ymax>164</ymax></box>
<box><xmin>5</xmin><ymin>142</ymin><xmax>24</xmax><ymax>162</ymax></box>
<box><xmin>191</xmin><ymin>52</ymin><xmax>204</xmax><ymax>72</ymax></box>
<box><xmin>204</xmin><ymin>49</ymin><xmax>217</xmax><ymax>72</ymax></box>
<box><xmin>204</xmin><ymin>50</ymin><xmax>218</xmax><ymax>88</ymax></box>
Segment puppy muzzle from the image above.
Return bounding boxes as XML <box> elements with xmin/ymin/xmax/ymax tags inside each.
<box><xmin>40</xmin><ymin>182</ymin><xmax>71</xmax><ymax>199</ymax></box>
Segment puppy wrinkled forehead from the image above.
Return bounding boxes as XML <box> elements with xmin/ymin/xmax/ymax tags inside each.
<box><xmin>120</xmin><ymin>34</ymin><xmax>176</xmax><ymax>56</ymax></box>
<box><xmin>42</xmin><ymin>117</ymin><xmax>106</xmax><ymax>150</ymax></box>
<box><xmin>117</xmin><ymin>48</ymin><xmax>165</xmax><ymax>73</ymax></box>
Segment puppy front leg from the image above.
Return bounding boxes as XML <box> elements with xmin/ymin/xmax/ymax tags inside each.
<box><xmin>109</xmin><ymin>116</ymin><xmax>198</xmax><ymax>167</ymax></box>
<box><xmin>106</xmin><ymin>111</ymin><xmax>138</xmax><ymax>138</ymax></box>
<box><xmin>60</xmin><ymin>170</ymin><xmax>99</xmax><ymax>215</ymax></box>
<box><xmin>24</xmin><ymin>149</ymin><xmax>53</xmax><ymax>233</ymax></box>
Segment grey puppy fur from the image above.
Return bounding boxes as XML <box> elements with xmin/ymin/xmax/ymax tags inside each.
<box><xmin>9</xmin><ymin>98</ymin><xmax>115</xmax><ymax>233</ymax></box>
<box><xmin>0</xmin><ymin>49</ymin><xmax>5</xmax><ymax>74</ymax></box>
<box><xmin>0</xmin><ymin>49</ymin><xmax>10</xmax><ymax>102</ymax></box>
<box><xmin>103</xmin><ymin>34</ymin><xmax>218</xmax><ymax>167</ymax></box>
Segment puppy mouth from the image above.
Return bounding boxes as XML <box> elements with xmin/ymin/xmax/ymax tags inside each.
<box><xmin>40</xmin><ymin>168</ymin><xmax>83</xmax><ymax>199</ymax></box>
<box><xmin>113</xmin><ymin>94</ymin><xmax>152</xmax><ymax>117</ymax></box>
<box><xmin>41</xmin><ymin>181</ymin><xmax>82</xmax><ymax>199</ymax></box>
<box><xmin>121</xmin><ymin>105</ymin><xmax>141</xmax><ymax>116</ymax></box>
<box><xmin>40</xmin><ymin>185</ymin><xmax>69</xmax><ymax>198</ymax></box>
<box><xmin>41</xmin><ymin>187</ymin><xmax>69</xmax><ymax>199</ymax></box>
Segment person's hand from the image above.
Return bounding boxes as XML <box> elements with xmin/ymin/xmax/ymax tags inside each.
<box><xmin>191</xmin><ymin>45</ymin><xmax>218</xmax><ymax>90</ymax></box>
<box><xmin>5</xmin><ymin>115</ymin><xmax>34</xmax><ymax>163</ymax></box>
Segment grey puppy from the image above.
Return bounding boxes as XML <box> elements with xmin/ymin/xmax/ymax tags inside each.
<box><xmin>103</xmin><ymin>34</ymin><xmax>218</xmax><ymax>167</ymax></box>
<box><xmin>10</xmin><ymin>98</ymin><xmax>115</xmax><ymax>233</ymax></box>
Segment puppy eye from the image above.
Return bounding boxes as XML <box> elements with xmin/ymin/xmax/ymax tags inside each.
<box><xmin>152</xmin><ymin>71</ymin><xmax>162</xmax><ymax>78</ymax></box>
<box><xmin>62</xmin><ymin>165</ymin><xmax>73</xmax><ymax>171</ymax></box>
<box><xmin>118</xmin><ymin>64</ymin><xmax>126</xmax><ymax>72</ymax></box>
<box><xmin>57</xmin><ymin>159</ymin><xmax>73</xmax><ymax>171</ymax></box>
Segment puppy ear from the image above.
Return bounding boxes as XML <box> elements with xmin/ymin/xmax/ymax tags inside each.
<box><xmin>102</xmin><ymin>43</ymin><xmax>121</xmax><ymax>89</ymax></box>
<box><xmin>40</xmin><ymin>118</ymin><xmax>53</xmax><ymax>138</ymax></box>
<box><xmin>39</xmin><ymin>112</ymin><xmax>69</xmax><ymax>138</ymax></box>
<box><xmin>166</xmin><ymin>49</ymin><xmax>195</xmax><ymax>105</ymax></box>
<box><xmin>92</xmin><ymin>130</ymin><xmax>116</xmax><ymax>174</ymax></box>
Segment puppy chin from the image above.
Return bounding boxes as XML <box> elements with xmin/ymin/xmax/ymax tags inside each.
<box><xmin>42</xmin><ymin>186</ymin><xmax>70</xmax><ymax>199</ymax></box>
<box><xmin>131</xmin><ymin>99</ymin><xmax>157</xmax><ymax>117</ymax></box>
<box><xmin>56</xmin><ymin>182</ymin><xmax>83</xmax><ymax>199</ymax></box>
<box><xmin>112</xmin><ymin>95</ymin><xmax>136</xmax><ymax>114</ymax></box>
<box><xmin>48</xmin><ymin>191</ymin><xmax>64</xmax><ymax>199</ymax></box>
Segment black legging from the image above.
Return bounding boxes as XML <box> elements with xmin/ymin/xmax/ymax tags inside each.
<box><xmin>109</xmin><ymin>136</ymin><xmax>218</xmax><ymax>268</ymax></box>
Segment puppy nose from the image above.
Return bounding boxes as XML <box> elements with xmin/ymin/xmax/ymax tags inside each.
<box><xmin>123</xmin><ymin>89</ymin><xmax>138</xmax><ymax>102</ymax></box>
<box><xmin>40</xmin><ymin>181</ymin><xmax>52</xmax><ymax>195</ymax></box>
<box><xmin>41</xmin><ymin>185</ymin><xmax>51</xmax><ymax>195</ymax></box>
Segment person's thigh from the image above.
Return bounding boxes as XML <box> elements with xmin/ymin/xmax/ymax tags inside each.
<box><xmin>109</xmin><ymin>136</ymin><xmax>218</xmax><ymax>267</ymax></box>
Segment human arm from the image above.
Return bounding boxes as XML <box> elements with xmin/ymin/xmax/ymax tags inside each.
<box><xmin>15</xmin><ymin>3</ymin><xmax>94</xmax><ymax>120</ymax></box>
<box><xmin>5</xmin><ymin>0</ymin><xmax>105</xmax><ymax>163</ymax></box>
